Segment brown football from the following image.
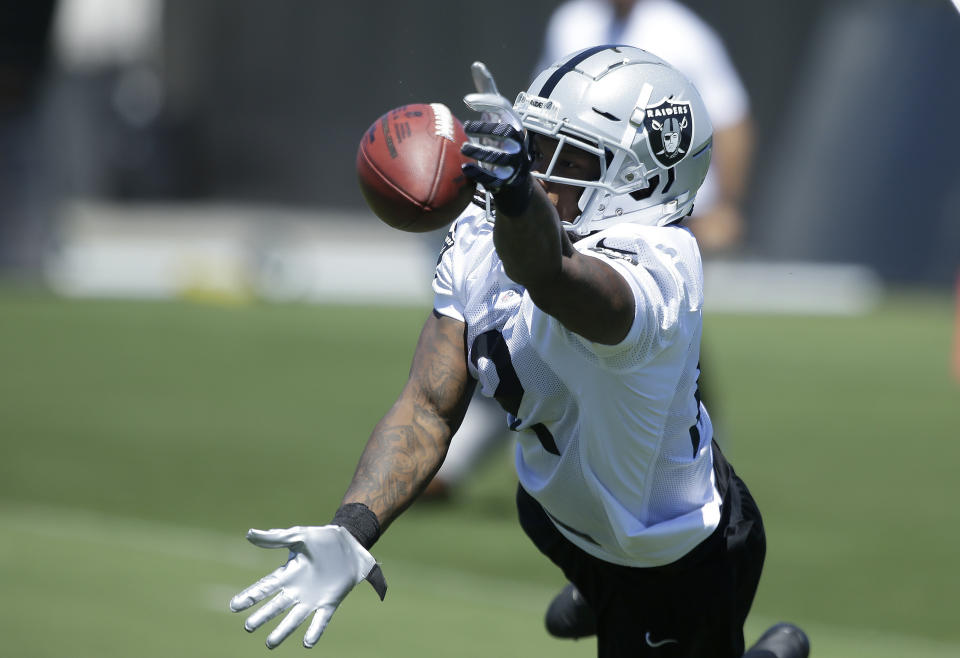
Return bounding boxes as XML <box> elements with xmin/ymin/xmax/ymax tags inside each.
<box><xmin>356</xmin><ymin>103</ymin><xmax>474</xmax><ymax>232</ymax></box>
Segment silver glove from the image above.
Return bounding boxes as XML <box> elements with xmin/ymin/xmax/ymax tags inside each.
<box><xmin>229</xmin><ymin>525</ymin><xmax>380</xmax><ymax>649</ymax></box>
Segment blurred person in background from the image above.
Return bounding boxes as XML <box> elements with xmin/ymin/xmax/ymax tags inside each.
<box><xmin>229</xmin><ymin>47</ymin><xmax>807</xmax><ymax>658</ymax></box>
<box><xmin>538</xmin><ymin>0</ymin><xmax>754</xmax><ymax>255</ymax></box>
<box><xmin>425</xmin><ymin>0</ymin><xmax>753</xmax><ymax>501</ymax></box>
<box><xmin>0</xmin><ymin>0</ymin><xmax>173</xmax><ymax>279</ymax></box>
<box><xmin>0</xmin><ymin>1</ymin><xmax>58</xmax><ymax>277</ymax></box>
<box><xmin>50</xmin><ymin>0</ymin><xmax>179</xmax><ymax>202</ymax></box>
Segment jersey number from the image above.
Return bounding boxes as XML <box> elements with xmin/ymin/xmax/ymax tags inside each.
<box><xmin>689</xmin><ymin>364</ymin><xmax>702</xmax><ymax>457</ymax></box>
<box><xmin>471</xmin><ymin>330</ymin><xmax>560</xmax><ymax>456</ymax></box>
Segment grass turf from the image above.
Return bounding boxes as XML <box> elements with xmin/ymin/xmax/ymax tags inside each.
<box><xmin>0</xmin><ymin>290</ymin><xmax>956</xmax><ymax>656</ymax></box>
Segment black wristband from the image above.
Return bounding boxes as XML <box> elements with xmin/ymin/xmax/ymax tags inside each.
<box><xmin>493</xmin><ymin>174</ymin><xmax>534</xmax><ymax>217</ymax></box>
<box><xmin>331</xmin><ymin>502</ymin><xmax>381</xmax><ymax>550</ymax></box>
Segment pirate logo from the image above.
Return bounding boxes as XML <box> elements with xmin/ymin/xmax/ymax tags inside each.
<box><xmin>643</xmin><ymin>98</ymin><xmax>694</xmax><ymax>168</ymax></box>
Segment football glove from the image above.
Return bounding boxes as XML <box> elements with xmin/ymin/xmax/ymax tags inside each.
<box><xmin>469</xmin><ymin>61</ymin><xmax>504</xmax><ymax>122</ymax></box>
<box><xmin>461</xmin><ymin>62</ymin><xmax>534</xmax><ymax>215</ymax></box>
<box><xmin>229</xmin><ymin>525</ymin><xmax>385</xmax><ymax>649</ymax></box>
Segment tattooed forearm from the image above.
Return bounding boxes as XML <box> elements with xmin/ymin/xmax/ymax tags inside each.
<box><xmin>342</xmin><ymin>401</ymin><xmax>445</xmax><ymax>526</ymax></box>
<box><xmin>340</xmin><ymin>311</ymin><xmax>472</xmax><ymax>530</ymax></box>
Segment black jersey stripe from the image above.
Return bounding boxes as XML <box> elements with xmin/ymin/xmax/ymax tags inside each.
<box><xmin>531</xmin><ymin>423</ymin><xmax>560</xmax><ymax>456</ymax></box>
<box><xmin>538</xmin><ymin>45</ymin><xmax>621</xmax><ymax>99</ymax></box>
<box><xmin>545</xmin><ymin>509</ymin><xmax>600</xmax><ymax>546</ymax></box>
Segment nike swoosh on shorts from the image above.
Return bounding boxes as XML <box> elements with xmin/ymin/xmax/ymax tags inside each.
<box><xmin>645</xmin><ymin>631</ymin><xmax>679</xmax><ymax>648</ymax></box>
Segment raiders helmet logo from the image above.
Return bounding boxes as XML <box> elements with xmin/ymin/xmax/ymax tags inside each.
<box><xmin>643</xmin><ymin>98</ymin><xmax>694</xmax><ymax>169</ymax></box>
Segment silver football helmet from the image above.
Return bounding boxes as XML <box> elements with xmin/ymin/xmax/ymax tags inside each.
<box><xmin>515</xmin><ymin>46</ymin><xmax>713</xmax><ymax>235</ymax></box>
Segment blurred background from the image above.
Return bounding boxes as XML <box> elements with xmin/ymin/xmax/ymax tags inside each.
<box><xmin>1</xmin><ymin>1</ymin><xmax>958</xmax><ymax>657</ymax></box>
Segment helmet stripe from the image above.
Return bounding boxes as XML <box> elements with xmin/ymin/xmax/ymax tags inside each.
<box><xmin>538</xmin><ymin>44</ymin><xmax>622</xmax><ymax>99</ymax></box>
<box><xmin>661</xmin><ymin>167</ymin><xmax>676</xmax><ymax>194</ymax></box>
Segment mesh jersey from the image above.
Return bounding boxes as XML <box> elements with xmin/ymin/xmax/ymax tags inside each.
<box><xmin>433</xmin><ymin>208</ymin><xmax>721</xmax><ymax>567</ymax></box>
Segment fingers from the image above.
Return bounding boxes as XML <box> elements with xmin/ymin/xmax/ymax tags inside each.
<box><xmin>462</xmin><ymin>121</ymin><xmax>524</xmax><ymax>149</ymax></box>
<box><xmin>462</xmin><ymin>143</ymin><xmax>518</xmax><ymax>167</ymax></box>
<box><xmin>231</xmin><ymin>528</ymin><xmax>303</xmax><ymax>611</ymax></box>
<box><xmin>245</xmin><ymin>527</ymin><xmax>304</xmax><ymax>549</ymax></box>
<box><xmin>471</xmin><ymin>61</ymin><xmax>499</xmax><ymax>96</ymax></box>
<box><xmin>266</xmin><ymin>602</ymin><xmax>314</xmax><ymax>649</ymax></box>
<box><xmin>230</xmin><ymin>569</ymin><xmax>284</xmax><ymax>612</ymax></box>
<box><xmin>461</xmin><ymin>163</ymin><xmax>502</xmax><ymax>189</ymax></box>
<box><xmin>463</xmin><ymin>93</ymin><xmax>523</xmax><ymax>131</ymax></box>
<box><xmin>464</xmin><ymin>92</ymin><xmax>513</xmax><ymax>113</ymax></box>
<box><xmin>303</xmin><ymin>605</ymin><xmax>337</xmax><ymax>648</ymax></box>
<box><xmin>243</xmin><ymin>591</ymin><xmax>294</xmax><ymax>632</ymax></box>
<box><xmin>461</xmin><ymin>125</ymin><xmax>524</xmax><ymax>190</ymax></box>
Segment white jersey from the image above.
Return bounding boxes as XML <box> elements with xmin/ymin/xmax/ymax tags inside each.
<box><xmin>537</xmin><ymin>0</ymin><xmax>750</xmax><ymax>212</ymax></box>
<box><xmin>433</xmin><ymin>208</ymin><xmax>721</xmax><ymax>567</ymax></box>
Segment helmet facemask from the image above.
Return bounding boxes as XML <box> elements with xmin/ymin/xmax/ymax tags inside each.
<box><xmin>517</xmin><ymin>92</ymin><xmax>662</xmax><ymax>236</ymax></box>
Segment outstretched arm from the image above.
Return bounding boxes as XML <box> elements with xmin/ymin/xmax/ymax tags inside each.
<box><xmin>492</xmin><ymin>183</ymin><xmax>634</xmax><ymax>346</ymax></box>
<box><xmin>460</xmin><ymin>95</ymin><xmax>634</xmax><ymax>345</ymax></box>
<box><xmin>341</xmin><ymin>309</ymin><xmax>474</xmax><ymax>529</ymax></box>
<box><xmin>230</xmin><ymin>310</ymin><xmax>474</xmax><ymax>649</ymax></box>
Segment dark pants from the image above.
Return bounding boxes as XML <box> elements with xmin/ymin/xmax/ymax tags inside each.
<box><xmin>517</xmin><ymin>443</ymin><xmax>765</xmax><ymax>658</ymax></box>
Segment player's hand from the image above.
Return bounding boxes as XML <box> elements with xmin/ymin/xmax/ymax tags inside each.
<box><xmin>461</xmin><ymin>62</ymin><xmax>534</xmax><ymax>215</ymax></box>
<box><xmin>464</xmin><ymin>62</ymin><xmax>522</xmax><ymax>132</ymax></box>
<box><xmin>460</xmin><ymin>120</ymin><xmax>531</xmax><ymax>192</ymax></box>
<box><xmin>461</xmin><ymin>61</ymin><xmax>530</xmax><ymax>193</ymax></box>
<box><xmin>229</xmin><ymin>525</ymin><xmax>385</xmax><ymax>649</ymax></box>
<box><xmin>469</xmin><ymin>61</ymin><xmax>504</xmax><ymax>122</ymax></box>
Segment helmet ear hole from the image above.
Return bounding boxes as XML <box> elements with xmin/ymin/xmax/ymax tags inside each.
<box><xmin>630</xmin><ymin>175</ymin><xmax>660</xmax><ymax>201</ymax></box>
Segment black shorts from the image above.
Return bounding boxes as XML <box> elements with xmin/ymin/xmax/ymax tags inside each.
<box><xmin>517</xmin><ymin>442</ymin><xmax>765</xmax><ymax>658</ymax></box>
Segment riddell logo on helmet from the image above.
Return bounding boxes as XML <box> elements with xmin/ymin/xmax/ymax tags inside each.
<box><xmin>643</xmin><ymin>98</ymin><xmax>694</xmax><ymax>169</ymax></box>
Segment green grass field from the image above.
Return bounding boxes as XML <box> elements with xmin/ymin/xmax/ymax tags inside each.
<box><xmin>1</xmin><ymin>289</ymin><xmax>957</xmax><ymax>657</ymax></box>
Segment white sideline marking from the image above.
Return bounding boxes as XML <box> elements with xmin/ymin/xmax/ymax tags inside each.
<box><xmin>3</xmin><ymin>501</ymin><xmax>959</xmax><ymax>657</ymax></box>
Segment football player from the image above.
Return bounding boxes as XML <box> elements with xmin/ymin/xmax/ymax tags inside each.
<box><xmin>229</xmin><ymin>47</ymin><xmax>808</xmax><ymax>658</ymax></box>
<box><xmin>426</xmin><ymin>0</ymin><xmax>755</xmax><ymax>502</ymax></box>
